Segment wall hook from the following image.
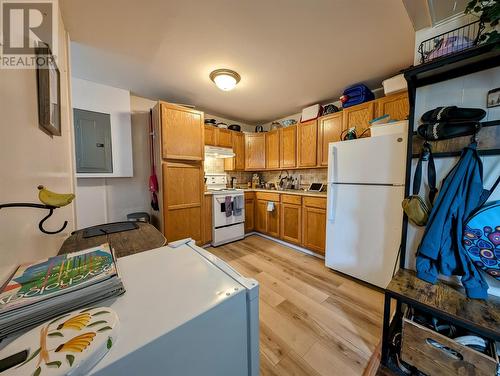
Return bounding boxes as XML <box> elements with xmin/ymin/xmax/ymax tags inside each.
<box><xmin>0</xmin><ymin>203</ymin><xmax>68</xmax><ymax>235</ymax></box>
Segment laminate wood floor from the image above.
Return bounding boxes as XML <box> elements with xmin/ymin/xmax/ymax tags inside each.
<box><xmin>207</xmin><ymin>235</ymin><xmax>385</xmax><ymax>376</ymax></box>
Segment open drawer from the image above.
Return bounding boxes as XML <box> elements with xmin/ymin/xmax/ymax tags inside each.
<box><xmin>401</xmin><ymin>313</ymin><xmax>499</xmax><ymax>376</ymax></box>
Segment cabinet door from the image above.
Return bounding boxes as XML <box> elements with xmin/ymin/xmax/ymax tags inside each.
<box><xmin>255</xmin><ymin>200</ymin><xmax>268</xmax><ymax>233</ymax></box>
<box><xmin>204</xmin><ymin>125</ymin><xmax>216</xmax><ymax>146</ymax></box>
<box><xmin>245</xmin><ymin>133</ymin><xmax>266</xmax><ymax>170</ymax></box>
<box><xmin>217</xmin><ymin>129</ymin><xmax>233</xmax><ymax>148</ymax></box>
<box><xmin>267</xmin><ymin>202</ymin><xmax>280</xmax><ymax>238</ymax></box>
<box><xmin>280</xmin><ymin>203</ymin><xmax>301</xmax><ymax>245</ymax></box>
<box><xmin>280</xmin><ymin>126</ymin><xmax>297</xmax><ymax>168</ymax></box>
<box><xmin>161</xmin><ymin>103</ymin><xmax>204</xmax><ymax>160</ymax></box>
<box><xmin>162</xmin><ymin>161</ymin><xmax>203</xmax><ymax>244</ymax></box>
<box><xmin>234</xmin><ymin>132</ymin><xmax>245</xmax><ymax>170</ymax></box>
<box><xmin>265</xmin><ymin>130</ymin><xmax>280</xmax><ymax>169</ymax></box>
<box><xmin>318</xmin><ymin>113</ymin><xmax>343</xmax><ymax>166</ymax></box>
<box><xmin>302</xmin><ymin>206</ymin><xmax>326</xmax><ymax>255</ymax></box>
<box><xmin>245</xmin><ymin>196</ymin><xmax>255</xmax><ymax>233</ymax></box>
<box><xmin>375</xmin><ymin>92</ymin><xmax>409</xmax><ymax>121</ymax></box>
<box><xmin>342</xmin><ymin>101</ymin><xmax>375</xmax><ymax>138</ymax></box>
<box><xmin>297</xmin><ymin>120</ymin><xmax>318</xmax><ymax>167</ymax></box>
<box><xmin>202</xmin><ymin>194</ymin><xmax>212</xmax><ymax>245</ymax></box>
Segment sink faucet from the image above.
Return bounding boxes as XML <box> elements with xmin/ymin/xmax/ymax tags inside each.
<box><xmin>278</xmin><ymin>170</ymin><xmax>289</xmax><ymax>190</ymax></box>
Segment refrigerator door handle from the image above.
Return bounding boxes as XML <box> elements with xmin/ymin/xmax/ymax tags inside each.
<box><xmin>328</xmin><ymin>183</ymin><xmax>335</xmax><ymax>222</ymax></box>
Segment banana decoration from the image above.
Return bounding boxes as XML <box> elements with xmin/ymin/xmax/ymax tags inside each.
<box><xmin>57</xmin><ymin>313</ymin><xmax>91</xmax><ymax>331</ymax></box>
<box><xmin>37</xmin><ymin>185</ymin><xmax>75</xmax><ymax>208</ymax></box>
<box><xmin>55</xmin><ymin>332</ymin><xmax>96</xmax><ymax>353</ymax></box>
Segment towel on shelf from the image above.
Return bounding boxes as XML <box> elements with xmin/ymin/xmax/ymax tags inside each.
<box><xmin>233</xmin><ymin>195</ymin><xmax>243</xmax><ymax>215</ymax></box>
<box><xmin>225</xmin><ymin>196</ymin><xmax>232</xmax><ymax>217</ymax></box>
<box><xmin>266</xmin><ymin>201</ymin><xmax>275</xmax><ymax>212</ymax></box>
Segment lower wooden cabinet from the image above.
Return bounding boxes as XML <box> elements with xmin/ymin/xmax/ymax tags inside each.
<box><xmin>244</xmin><ymin>192</ymin><xmax>255</xmax><ymax>233</ymax></box>
<box><xmin>162</xmin><ymin>161</ymin><xmax>204</xmax><ymax>245</ymax></box>
<box><xmin>302</xmin><ymin>198</ymin><xmax>326</xmax><ymax>255</ymax></box>
<box><xmin>255</xmin><ymin>192</ymin><xmax>280</xmax><ymax>237</ymax></box>
<box><xmin>246</xmin><ymin>192</ymin><xmax>326</xmax><ymax>255</ymax></box>
<box><xmin>255</xmin><ymin>200</ymin><xmax>267</xmax><ymax>233</ymax></box>
<box><xmin>280</xmin><ymin>201</ymin><xmax>302</xmax><ymax>245</ymax></box>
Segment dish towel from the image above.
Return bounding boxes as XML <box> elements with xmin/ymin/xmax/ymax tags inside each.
<box><xmin>225</xmin><ymin>196</ymin><xmax>232</xmax><ymax>217</ymax></box>
<box><xmin>233</xmin><ymin>195</ymin><xmax>243</xmax><ymax>215</ymax></box>
<box><xmin>266</xmin><ymin>201</ymin><xmax>275</xmax><ymax>212</ymax></box>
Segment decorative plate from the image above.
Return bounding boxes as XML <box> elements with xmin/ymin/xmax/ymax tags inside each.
<box><xmin>0</xmin><ymin>307</ymin><xmax>119</xmax><ymax>376</ymax></box>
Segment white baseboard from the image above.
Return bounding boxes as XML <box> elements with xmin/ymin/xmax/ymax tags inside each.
<box><xmin>244</xmin><ymin>232</ymin><xmax>325</xmax><ymax>260</ymax></box>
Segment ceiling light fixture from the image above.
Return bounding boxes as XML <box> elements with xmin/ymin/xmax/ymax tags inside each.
<box><xmin>209</xmin><ymin>69</ymin><xmax>241</xmax><ymax>91</ymax></box>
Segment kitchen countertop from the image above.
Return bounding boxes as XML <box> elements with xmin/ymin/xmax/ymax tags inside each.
<box><xmin>205</xmin><ymin>188</ymin><xmax>327</xmax><ymax>198</ymax></box>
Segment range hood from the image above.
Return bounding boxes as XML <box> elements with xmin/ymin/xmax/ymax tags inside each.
<box><xmin>204</xmin><ymin>146</ymin><xmax>235</xmax><ymax>159</ymax></box>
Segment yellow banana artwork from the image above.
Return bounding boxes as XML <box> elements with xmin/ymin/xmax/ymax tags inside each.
<box><xmin>57</xmin><ymin>313</ymin><xmax>91</xmax><ymax>331</ymax></box>
<box><xmin>55</xmin><ymin>333</ymin><xmax>96</xmax><ymax>353</ymax></box>
<box><xmin>37</xmin><ymin>185</ymin><xmax>75</xmax><ymax>208</ymax></box>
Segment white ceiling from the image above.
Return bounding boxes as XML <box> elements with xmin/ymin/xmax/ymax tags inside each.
<box><xmin>61</xmin><ymin>0</ymin><xmax>415</xmax><ymax>124</ymax></box>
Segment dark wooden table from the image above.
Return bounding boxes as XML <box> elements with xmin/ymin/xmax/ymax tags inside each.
<box><xmin>58</xmin><ymin>222</ymin><xmax>166</xmax><ymax>258</ymax></box>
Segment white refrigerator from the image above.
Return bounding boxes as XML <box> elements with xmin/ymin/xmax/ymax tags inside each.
<box><xmin>325</xmin><ymin>131</ymin><xmax>407</xmax><ymax>288</ymax></box>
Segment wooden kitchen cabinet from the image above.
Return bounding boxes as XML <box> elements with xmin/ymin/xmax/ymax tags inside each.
<box><xmin>217</xmin><ymin>129</ymin><xmax>233</xmax><ymax>148</ymax></box>
<box><xmin>161</xmin><ymin>103</ymin><xmax>204</xmax><ymax>161</ymax></box>
<box><xmin>244</xmin><ymin>192</ymin><xmax>255</xmax><ymax>233</ymax></box>
<box><xmin>318</xmin><ymin>112</ymin><xmax>343</xmax><ymax>166</ymax></box>
<box><xmin>342</xmin><ymin>101</ymin><xmax>375</xmax><ymax>138</ymax></box>
<box><xmin>255</xmin><ymin>200</ymin><xmax>268</xmax><ymax>233</ymax></box>
<box><xmin>280</xmin><ymin>195</ymin><xmax>302</xmax><ymax>245</ymax></box>
<box><xmin>302</xmin><ymin>197</ymin><xmax>327</xmax><ymax>255</ymax></box>
<box><xmin>204</xmin><ymin>125</ymin><xmax>216</xmax><ymax>146</ymax></box>
<box><xmin>162</xmin><ymin>161</ymin><xmax>204</xmax><ymax>244</ymax></box>
<box><xmin>265</xmin><ymin>130</ymin><xmax>280</xmax><ymax>169</ymax></box>
<box><xmin>202</xmin><ymin>194</ymin><xmax>212</xmax><ymax>245</ymax></box>
<box><xmin>224</xmin><ymin>131</ymin><xmax>245</xmax><ymax>171</ymax></box>
<box><xmin>297</xmin><ymin>120</ymin><xmax>318</xmax><ymax>167</ymax></box>
<box><xmin>375</xmin><ymin>91</ymin><xmax>409</xmax><ymax>121</ymax></box>
<box><xmin>245</xmin><ymin>133</ymin><xmax>266</xmax><ymax>170</ymax></box>
<box><xmin>279</xmin><ymin>126</ymin><xmax>297</xmax><ymax>168</ymax></box>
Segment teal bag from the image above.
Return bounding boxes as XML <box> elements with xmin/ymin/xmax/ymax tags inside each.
<box><xmin>463</xmin><ymin>176</ymin><xmax>500</xmax><ymax>280</ymax></box>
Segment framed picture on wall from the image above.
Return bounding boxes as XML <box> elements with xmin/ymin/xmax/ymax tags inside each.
<box><xmin>487</xmin><ymin>88</ymin><xmax>500</xmax><ymax>108</ymax></box>
<box><xmin>36</xmin><ymin>43</ymin><xmax>61</xmax><ymax>136</ymax></box>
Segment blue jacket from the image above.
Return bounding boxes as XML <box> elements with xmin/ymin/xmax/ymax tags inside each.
<box><xmin>416</xmin><ymin>144</ymin><xmax>488</xmax><ymax>299</ymax></box>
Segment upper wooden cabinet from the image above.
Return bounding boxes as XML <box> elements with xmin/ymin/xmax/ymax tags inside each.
<box><xmin>375</xmin><ymin>91</ymin><xmax>409</xmax><ymax>121</ymax></box>
<box><xmin>217</xmin><ymin>129</ymin><xmax>233</xmax><ymax>148</ymax></box>
<box><xmin>297</xmin><ymin>120</ymin><xmax>318</xmax><ymax>167</ymax></box>
<box><xmin>318</xmin><ymin>112</ymin><xmax>343</xmax><ymax>166</ymax></box>
<box><xmin>161</xmin><ymin>103</ymin><xmax>204</xmax><ymax>161</ymax></box>
<box><xmin>224</xmin><ymin>131</ymin><xmax>245</xmax><ymax>171</ymax></box>
<box><xmin>204</xmin><ymin>126</ymin><xmax>233</xmax><ymax>148</ymax></box>
<box><xmin>204</xmin><ymin>125</ymin><xmax>216</xmax><ymax>146</ymax></box>
<box><xmin>342</xmin><ymin>101</ymin><xmax>375</xmax><ymax>138</ymax></box>
<box><xmin>280</xmin><ymin>126</ymin><xmax>297</xmax><ymax>168</ymax></box>
<box><xmin>245</xmin><ymin>133</ymin><xmax>266</xmax><ymax>170</ymax></box>
<box><xmin>265</xmin><ymin>130</ymin><xmax>280</xmax><ymax>169</ymax></box>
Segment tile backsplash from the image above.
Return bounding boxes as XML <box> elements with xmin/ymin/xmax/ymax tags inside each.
<box><xmin>227</xmin><ymin>168</ymin><xmax>327</xmax><ymax>190</ymax></box>
<box><xmin>204</xmin><ymin>156</ymin><xmax>225</xmax><ymax>174</ymax></box>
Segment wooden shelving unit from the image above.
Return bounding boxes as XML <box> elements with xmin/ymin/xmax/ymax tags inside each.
<box><xmin>381</xmin><ymin>42</ymin><xmax>500</xmax><ymax>373</ymax></box>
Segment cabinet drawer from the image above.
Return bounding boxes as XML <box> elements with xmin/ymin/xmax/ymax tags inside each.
<box><xmin>401</xmin><ymin>317</ymin><xmax>498</xmax><ymax>376</ymax></box>
<box><xmin>281</xmin><ymin>194</ymin><xmax>302</xmax><ymax>205</ymax></box>
<box><xmin>256</xmin><ymin>192</ymin><xmax>280</xmax><ymax>202</ymax></box>
<box><xmin>303</xmin><ymin>196</ymin><xmax>326</xmax><ymax>209</ymax></box>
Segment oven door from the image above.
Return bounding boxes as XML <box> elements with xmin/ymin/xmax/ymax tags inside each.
<box><xmin>213</xmin><ymin>195</ymin><xmax>245</xmax><ymax>228</ymax></box>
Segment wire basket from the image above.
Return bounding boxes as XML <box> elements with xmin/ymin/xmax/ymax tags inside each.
<box><xmin>418</xmin><ymin>21</ymin><xmax>485</xmax><ymax>64</ymax></box>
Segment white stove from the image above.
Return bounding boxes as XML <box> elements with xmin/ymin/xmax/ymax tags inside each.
<box><xmin>206</xmin><ymin>175</ymin><xmax>245</xmax><ymax>246</ymax></box>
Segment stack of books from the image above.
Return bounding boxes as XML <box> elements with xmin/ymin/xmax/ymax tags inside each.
<box><xmin>0</xmin><ymin>243</ymin><xmax>125</xmax><ymax>338</ymax></box>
